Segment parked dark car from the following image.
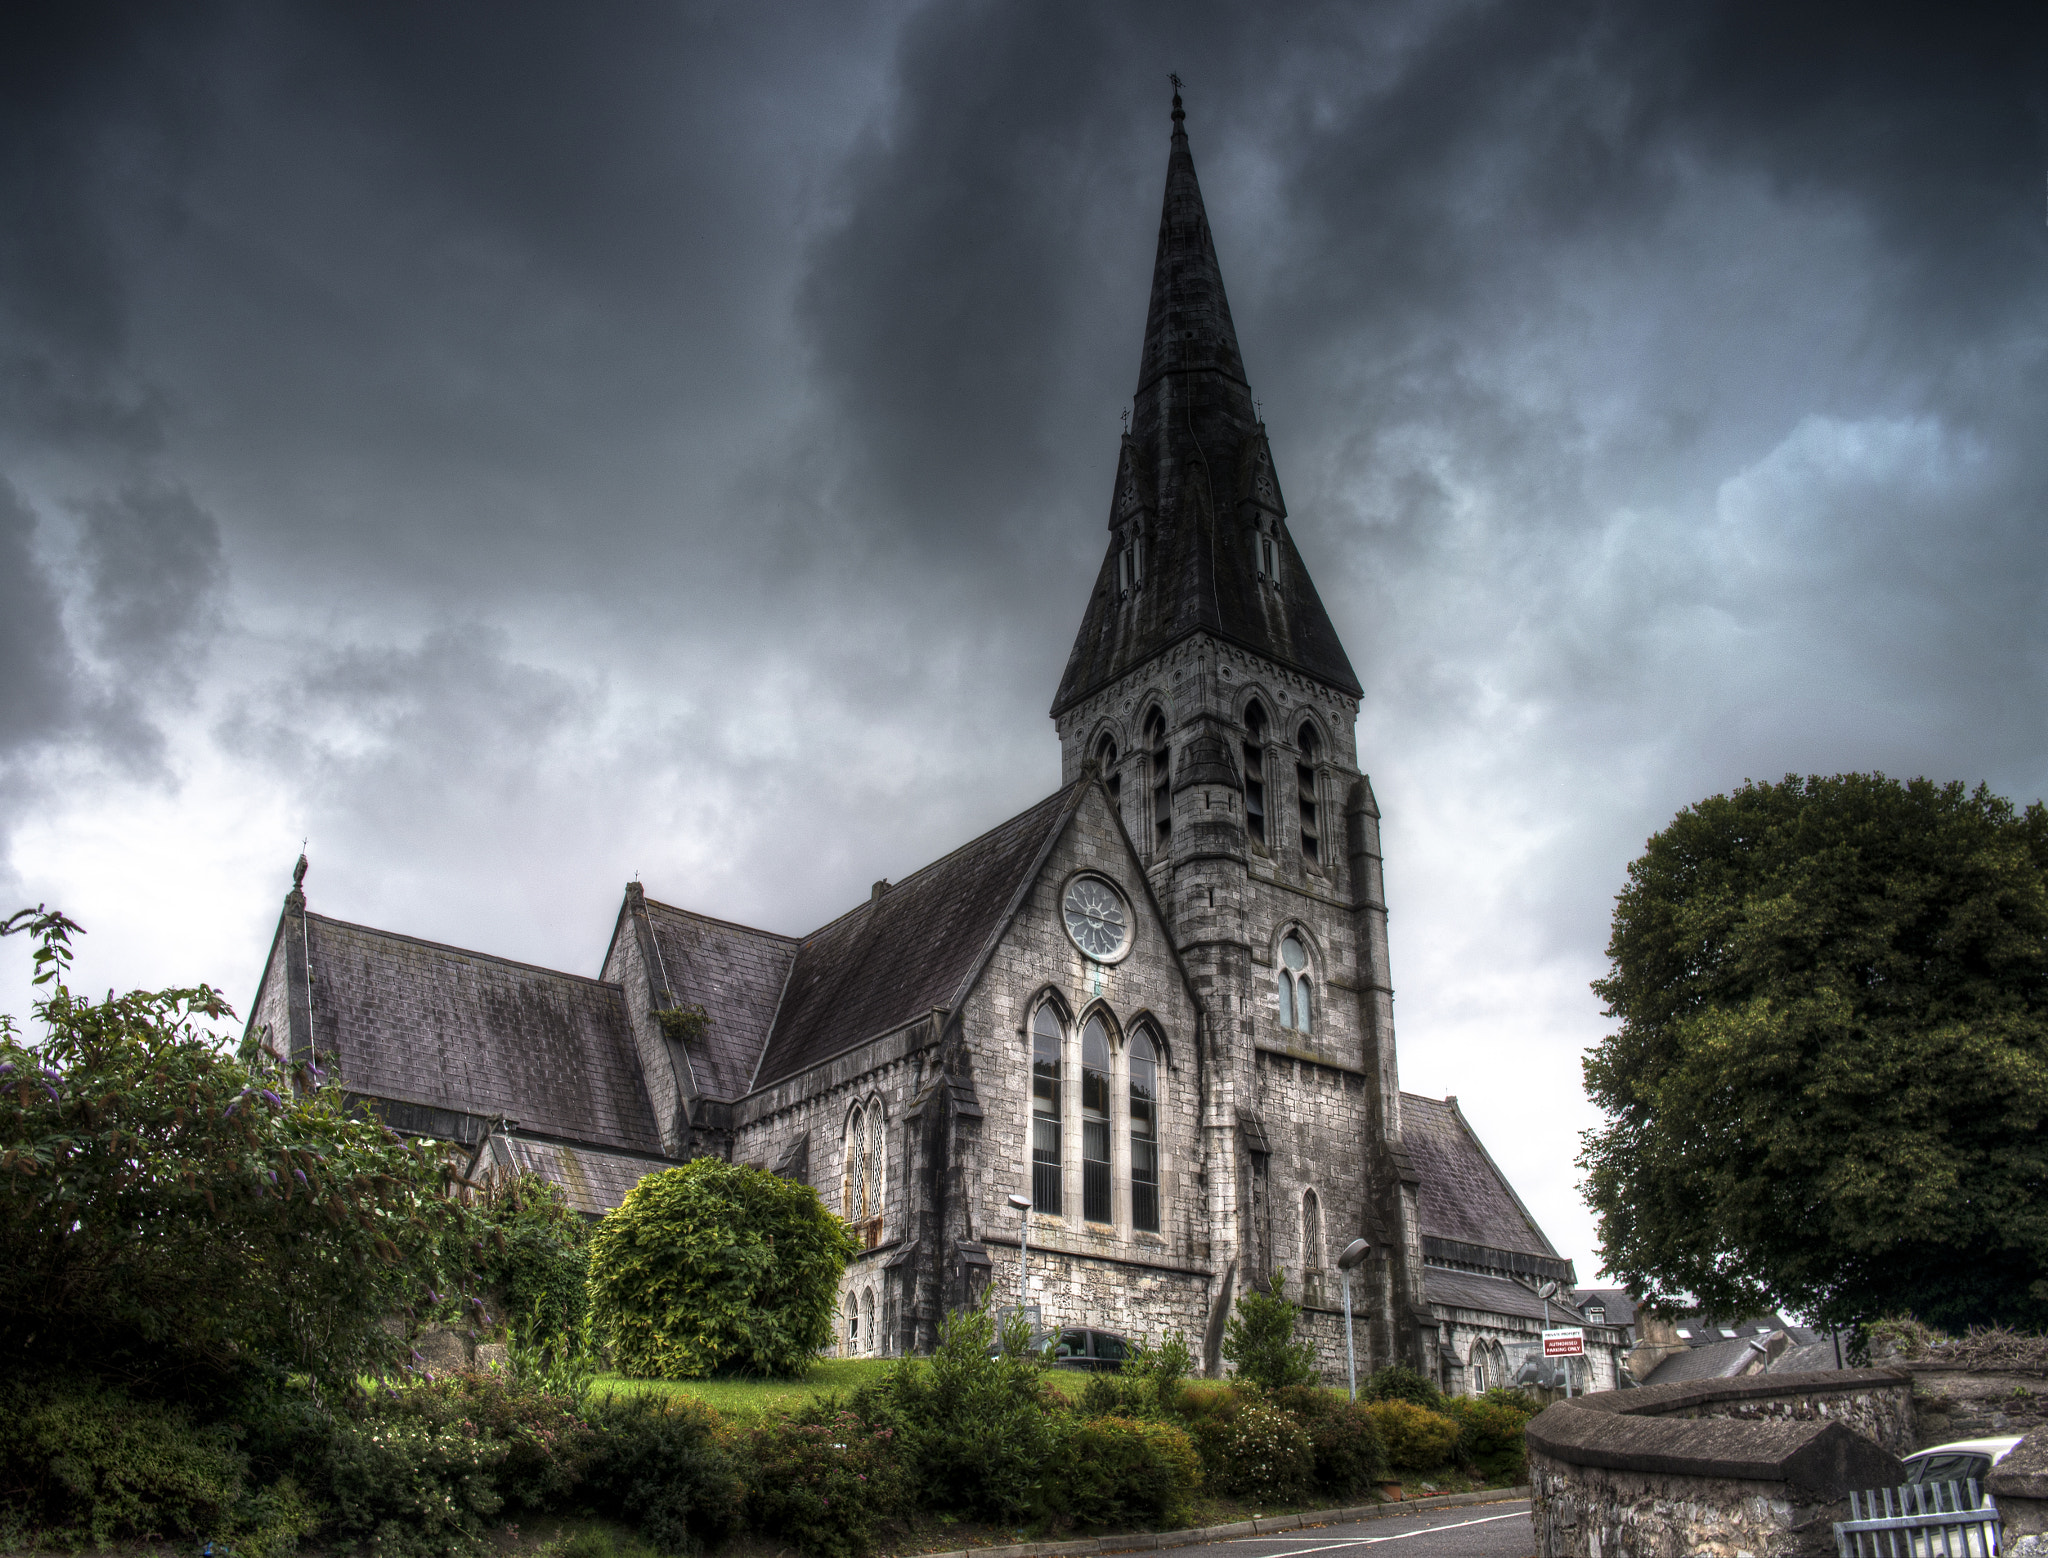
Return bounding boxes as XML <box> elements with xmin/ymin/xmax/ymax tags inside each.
<box><xmin>990</xmin><ymin>1326</ymin><xmax>1130</xmax><ymax>1372</ymax></box>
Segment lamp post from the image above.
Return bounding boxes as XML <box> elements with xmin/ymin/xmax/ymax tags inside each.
<box><xmin>1538</xmin><ymin>1280</ymin><xmax>1572</xmax><ymax>1398</ymax></box>
<box><xmin>1337</xmin><ymin>1238</ymin><xmax>1371</xmax><ymax>1401</ymax></box>
<box><xmin>1007</xmin><ymin>1192</ymin><xmax>1034</xmax><ymax>1328</ymax></box>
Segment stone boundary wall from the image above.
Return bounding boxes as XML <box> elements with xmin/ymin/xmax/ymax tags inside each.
<box><xmin>1525</xmin><ymin>1369</ymin><xmax>1911</xmax><ymax>1558</ymax></box>
<box><xmin>1903</xmin><ymin>1359</ymin><xmax>2048</xmax><ymax>1443</ymax></box>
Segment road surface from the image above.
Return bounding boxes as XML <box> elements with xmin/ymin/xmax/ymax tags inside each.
<box><xmin>1127</xmin><ymin>1500</ymin><xmax>1534</xmax><ymax>1558</ymax></box>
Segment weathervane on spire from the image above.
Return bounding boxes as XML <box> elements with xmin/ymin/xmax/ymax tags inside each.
<box><xmin>1170</xmin><ymin>73</ymin><xmax>1185</xmax><ymax>125</ymax></box>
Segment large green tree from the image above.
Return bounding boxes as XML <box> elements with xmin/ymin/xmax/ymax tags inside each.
<box><xmin>1580</xmin><ymin>774</ymin><xmax>2048</xmax><ymax>1331</ymax></box>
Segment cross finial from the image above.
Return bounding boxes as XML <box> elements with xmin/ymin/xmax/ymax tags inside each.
<box><xmin>1169</xmin><ymin>74</ymin><xmax>1185</xmax><ymax>126</ymax></box>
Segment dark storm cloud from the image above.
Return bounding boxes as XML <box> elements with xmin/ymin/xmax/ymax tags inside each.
<box><xmin>74</xmin><ymin>482</ymin><xmax>226</xmax><ymax>688</ymax></box>
<box><xmin>0</xmin><ymin>481</ymin><xmax>76</xmax><ymax>751</ymax></box>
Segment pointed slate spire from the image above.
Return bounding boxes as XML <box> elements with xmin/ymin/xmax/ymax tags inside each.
<box><xmin>1052</xmin><ymin>90</ymin><xmax>1360</xmax><ymax>718</ymax></box>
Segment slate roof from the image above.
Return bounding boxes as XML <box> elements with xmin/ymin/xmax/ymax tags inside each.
<box><xmin>475</xmin><ymin>1132</ymin><xmax>664</xmax><ymax>1217</ymax></box>
<box><xmin>1575</xmin><ymin>1288</ymin><xmax>1638</xmax><ymax>1330</ymax></box>
<box><xmin>304</xmin><ymin>914</ymin><xmax>663</xmax><ymax>1154</ymax></box>
<box><xmin>639</xmin><ymin>900</ymin><xmax>798</xmax><ymax>1101</ymax></box>
<box><xmin>1426</xmin><ymin>1267</ymin><xmax>1586</xmax><ymax>1325</ymax></box>
<box><xmin>1402</xmin><ymin>1093</ymin><xmax>1564</xmax><ymax>1264</ymax></box>
<box><xmin>751</xmin><ymin>785</ymin><xmax>1081</xmax><ymax>1089</ymax></box>
<box><xmin>1638</xmin><ymin>1332</ymin><xmax>1779</xmax><ymax>1384</ymax></box>
<box><xmin>1052</xmin><ymin>99</ymin><xmax>1358</xmax><ymax>716</ymax></box>
<box><xmin>1667</xmin><ymin>1310</ymin><xmax>1792</xmax><ymax>1347</ymax></box>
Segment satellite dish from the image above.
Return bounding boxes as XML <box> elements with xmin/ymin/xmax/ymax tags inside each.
<box><xmin>1337</xmin><ymin>1238</ymin><xmax>1371</xmax><ymax>1271</ymax></box>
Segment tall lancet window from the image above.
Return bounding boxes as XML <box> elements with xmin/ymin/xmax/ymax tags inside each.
<box><xmin>1031</xmin><ymin>1005</ymin><xmax>1063</xmax><ymax>1214</ymax></box>
<box><xmin>1081</xmin><ymin>1016</ymin><xmax>1112</xmax><ymax>1223</ymax></box>
<box><xmin>1301</xmin><ymin>1189</ymin><xmax>1325</xmax><ymax>1286</ymax></box>
<box><xmin>845</xmin><ymin>1105</ymin><xmax>870</xmax><ymax>1220</ymax></box>
<box><xmin>1146</xmin><ymin>708</ymin><xmax>1171</xmax><ymax>848</ymax></box>
<box><xmin>1278</xmin><ymin>933</ymin><xmax>1314</xmax><ymax>1034</ymax></box>
<box><xmin>1296</xmin><ymin>722</ymin><xmax>1321</xmax><ymax>864</ymax></box>
<box><xmin>1097</xmin><ymin>734</ymin><xmax>1121</xmax><ymax>808</ymax></box>
<box><xmin>1129</xmin><ymin>1029</ymin><xmax>1160</xmax><ymax>1233</ymax></box>
<box><xmin>865</xmin><ymin>1106</ymin><xmax>883</xmax><ymax>1227</ymax></box>
<box><xmin>1242</xmin><ymin>701</ymin><xmax>1268</xmax><ymax>848</ymax></box>
<box><xmin>1255</xmin><ymin>523</ymin><xmax>1279</xmax><ymax>583</ymax></box>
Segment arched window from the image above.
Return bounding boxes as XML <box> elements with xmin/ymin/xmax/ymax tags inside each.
<box><xmin>1081</xmin><ymin>1015</ymin><xmax>1112</xmax><ymax>1223</ymax></box>
<box><xmin>1117</xmin><ymin>530</ymin><xmax>1145</xmax><ymax>597</ymax></box>
<box><xmin>862</xmin><ymin>1287</ymin><xmax>876</xmax><ymax>1355</ymax></box>
<box><xmin>1278</xmin><ymin>933</ymin><xmax>1314</xmax><ymax>1034</ymax></box>
<box><xmin>1129</xmin><ymin>1029</ymin><xmax>1160</xmax><ymax>1232</ymax></box>
<box><xmin>1255</xmin><ymin>521</ymin><xmax>1279</xmax><ymax>583</ymax></box>
<box><xmin>1301</xmin><ymin>1188</ymin><xmax>1325</xmax><ymax>1306</ymax></box>
<box><xmin>845</xmin><ymin>1104</ymin><xmax>869</xmax><ymax>1220</ymax></box>
<box><xmin>1097</xmin><ymin>733</ymin><xmax>1121</xmax><ymax>808</ymax></box>
<box><xmin>865</xmin><ymin>1106</ymin><xmax>883</xmax><ymax>1226</ymax></box>
<box><xmin>1145</xmin><ymin>708</ymin><xmax>1171</xmax><ymax>849</ymax></box>
<box><xmin>1296</xmin><ymin>722</ymin><xmax>1321</xmax><ymax>864</ymax></box>
<box><xmin>1242</xmin><ymin>702</ymin><xmax>1268</xmax><ymax>848</ymax></box>
<box><xmin>846</xmin><ymin>1290</ymin><xmax>860</xmax><ymax>1354</ymax></box>
<box><xmin>1031</xmin><ymin>1005</ymin><xmax>1062</xmax><ymax>1214</ymax></box>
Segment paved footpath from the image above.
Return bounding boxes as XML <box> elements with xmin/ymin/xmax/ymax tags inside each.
<box><xmin>1108</xmin><ymin>1500</ymin><xmax>1534</xmax><ymax>1558</ymax></box>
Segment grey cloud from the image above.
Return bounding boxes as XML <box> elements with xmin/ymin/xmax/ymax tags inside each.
<box><xmin>74</xmin><ymin>481</ymin><xmax>226</xmax><ymax>689</ymax></box>
<box><xmin>0</xmin><ymin>480</ymin><xmax>76</xmax><ymax>751</ymax></box>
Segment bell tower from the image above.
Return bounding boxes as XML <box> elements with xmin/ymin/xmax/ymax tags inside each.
<box><xmin>1051</xmin><ymin>89</ymin><xmax>1434</xmax><ymax>1376</ymax></box>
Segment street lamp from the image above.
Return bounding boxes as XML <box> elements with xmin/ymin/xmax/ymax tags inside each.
<box><xmin>1007</xmin><ymin>1193</ymin><xmax>1034</xmax><ymax>1328</ymax></box>
<box><xmin>1337</xmin><ymin>1238</ymin><xmax>1371</xmax><ymax>1400</ymax></box>
<box><xmin>1538</xmin><ymin>1280</ymin><xmax>1572</xmax><ymax>1398</ymax></box>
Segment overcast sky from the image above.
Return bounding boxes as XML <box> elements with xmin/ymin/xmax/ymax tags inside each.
<box><xmin>5</xmin><ymin>1</ymin><xmax>2046</xmax><ymax>1287</ymax></box>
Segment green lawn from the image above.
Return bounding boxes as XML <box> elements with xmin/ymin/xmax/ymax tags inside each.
<box><xmin>590</xmin><ymin>1357</ymin><xmax>1094</xmax><ymax>1416</ymax></box>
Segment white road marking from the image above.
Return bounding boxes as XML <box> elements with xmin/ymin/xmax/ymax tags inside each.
<box><xmin>1228</xmin><ymin>1509</ymin><xmax>1530</xmax><ymax>1556</ymax></box>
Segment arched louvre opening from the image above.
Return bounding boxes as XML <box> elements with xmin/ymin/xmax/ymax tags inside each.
<box><xmin>1097</xmin><ymin>733</ymin><xmax>1121</xmax><ymax>807</ymax></box>
<box><xmin>1296</xmin><ymin>722</ymin><xmax>1321</xmax><ymax>863</ymax></box>
<box><xmin>1081</xmin><ymin>1015</ymin><xmax>1112</xmax><ymax>1223</ymax></box>
<box><xmin>1031</xmin><ymin>1006</ymin><xmax>1062</xmax><ymax>1214</ymax></box>
<box><xmin>1242</xmin><ymin>701</ymin><xmax>1268</xmax><ymax>847</ymax></box>
<box><xmin>1146</xmin><ymin>708</ymin><xmax>1171</xmax><ymax>848</ymax></box>
<box><xmin>1279</xmin><ymin>933</ymin><xmax>1313</xmax><ymax>1034</ymax></box>
<box><xmin>1129</xmin><ymin>1029</ymin><xmax>1160</xmax><ymax>1233</ymax></box>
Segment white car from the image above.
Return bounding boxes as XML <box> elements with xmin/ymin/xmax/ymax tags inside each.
<box><xmin>1900</xmin><ymin>1437</ymin><xmax>2022</xmax><ymax>1489</ymax></box>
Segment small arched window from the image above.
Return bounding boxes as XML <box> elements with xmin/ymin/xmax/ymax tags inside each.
<box><xmin>1242</xmin><ymin>702</ymin><xmax>1268</xmax><ymax>848</ymax></box>
<box><xmin>846</xmin><ymin>1290</ymin><xmax>860</xmax><ymax>1354</ymax></box>
<box><xmin>1081</xmin><ymin>1016</ymin><xmax>1112</xmax><ymax>1224</ymax></box>
<box><xmin>845</xmin><ymin>1104</ymin><xmax>869</xmax><ymax>1220</ymax></box>
<box><xmin>1255</xmin><ymin>521</ymin><xmax>1279</xmax><ymax>583</ymax></box>
<box><xmin>862</xmin><ymin>1287</ymin><xmax>877</xmax><ymax>1355</ymax></box>
<box><xmin>1296</xmin><ymin>722</ymin><xmax>1321</xmax><ymax>864</ymax></box>
<box><xmin>1279</xmin><ymin>933</ymin><xmax>1314</xmax><ymax>1034</ymax></box>
<box><xmin>1145</xmin><ymin>708</ymin><xmax>1171</xmax><ymax>849</ymax></box>
<box><xmin>1129</xmin><ymin>1029</ymin><xmax>1160</xmax><ymax>1233</ymax></box>
<box><xmin>1031</xmin><ymin>1005</ymin><xmax>1062</xmax><ymax>1214</ymax></box>
<box><xmin>1302</xmin><ymin>1188</ymin><xmax>1324</xmax><ymax>1270</ymax></box>
<box><xmin>1096</xmin><ymin>733</ymin><xmax>1121</xmax><ymax>808</ymax></box>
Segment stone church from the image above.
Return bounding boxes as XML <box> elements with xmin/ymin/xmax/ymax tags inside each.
<box><xmin>244</xmin><ymin>95</ymin><xmax>1623</xmax><ymax>1391</ymax></box>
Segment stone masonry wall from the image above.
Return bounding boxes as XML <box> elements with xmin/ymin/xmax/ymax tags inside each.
<box><xmin>1905</xmin><ymin>1361</ymin><xmax>2048</xmax><ymax>1444</ymax></box>
<box><xmin>1526</xmin><ymin>1371</ymin><xmax>1913</xmax><ymax>1558</ymax></box>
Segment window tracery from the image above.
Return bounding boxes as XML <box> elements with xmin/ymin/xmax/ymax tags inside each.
<box><xmin>1278</xmin><ymin>933</ymin><xmax>1314</xmax><ymax>1034</ymax></box>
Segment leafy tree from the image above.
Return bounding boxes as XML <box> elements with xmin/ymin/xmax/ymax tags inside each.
<box><xmin>586</xmin><ymin>1157</ymin><xmax>857</xmax><ymax>1378</ymax></box>
<box><xmin>1221</xmin><ymin>1268</ymin><xmax>1317</xmax><ymax>1387</ymax></box>
<box><xmin>1580</xmin><ymin>774</ymin><xmax>2048</xmax><ymax>1331</ymax></box>
<box><xmin>0</xmin><ymin>906</ymin><xmax>477</xmax><ymax>1398</ymax></box>
<box><xmin>471</xmin><ymin>1170</ymin><xmax>589</xmax><ymax>1362</ymax></box>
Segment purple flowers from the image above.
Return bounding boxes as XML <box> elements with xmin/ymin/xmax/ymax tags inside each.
<box><xmin>260</xmin><ymin>1089</ymin><xmax>282</xmax><ymax>1108</ymax></box>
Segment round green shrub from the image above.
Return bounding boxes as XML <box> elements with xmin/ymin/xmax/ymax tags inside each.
<box><xmin>1057</xmin><ymin>1414</ymin><xmax>1201</xmax><ymax>1529</ymax></box>
<box><xmin>587</xmin><ymin>1159</ymin><xmax>858</xmax><ymax>1378</ymax></box>
<box><xmin>1362</xmin><ymin>1399</ymin><xmax>1461</xmax><ymax>1473</ymax></box>
<box><xmin>1440</xmin><ymin>1393</ymin><xmax>1534</xmax><ymax>1485</ymax></box>
<box><xmin>1361</xmin><ymin>1365</ymin><xmax>1443</xmax><ymax>1409</ymax></box>
<box><xmin>1192</xmin><ymin>1396</ymin><xmax>1314</xmax><ymax>1502</ymax></box>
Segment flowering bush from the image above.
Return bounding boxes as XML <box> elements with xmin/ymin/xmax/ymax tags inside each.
<box><xmin>1190</xmin><ymin>1397</ymin><xmax>1314</xmax><ymax>1502</ymax></box>
<box><xmin>1362</xmin><ymin>1399</ymin><xmax>1461</xmax><ymax>1472</ymax></box>
<box><xmin>746</xmin><ymin>1406</ymin><xmax>907</xmax><ymax>1558</ymax></box>
<box><xmin>1267</xmin><ymin>1388</ymin><xmax>1389</xmax><ymax>1498</ymax></box>
<box><xmin>364</xmin><ymin>1370</ymin><xmax>592</xmax><ymax>1513</ymax></box>
<box><xmin>324</xmin><ymin>1411</ymin><xmax>511</xmax><ymax>1558</ymax></box>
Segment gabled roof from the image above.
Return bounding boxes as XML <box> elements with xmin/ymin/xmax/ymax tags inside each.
<box><xmin>302</xmin><ymin>914</ymin><xmax>662</xmax><ymax>1155</ymax></box>
<box><xmin>1052</xmin><ymin>95</ymin><xmax>1359</xmax><ymax>716</ymax></box>
<box><xmin>1403</xmin><ymin>1092</ymin><xmax>1567</xmax><ymax>1272</ymax></box>
<box><xmin>637</xmin><ymin>900</ymin><xmax>799</xmax><ymax>1101</ymax></box>
<box><xmin>751</xmin><ymin>785</ymin><xmax>1083</xmax><ymax>1089</ymax></box>
<box><xmin>473</xmin><ymin>1132</ymin><xmax>665</xmax><ymax>1217</ymax></box>
<box><xmin>1426</xmin><ymin>1267</ymin><xmax>1586</xmax><ymax>1326</ymax></box>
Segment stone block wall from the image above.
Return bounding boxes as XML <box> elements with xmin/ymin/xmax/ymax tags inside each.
<box><xmin>1525</xmin><ymin>1370</ymin><xmax>1912</xmax><ymax>1558</ymax></box>
<box><xmin>1904</xmin><ymin>1361</ymin><xmax>2048</xmax><ymax>1443</ymax></box>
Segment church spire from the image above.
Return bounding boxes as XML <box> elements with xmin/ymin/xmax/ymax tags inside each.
<box><xmin>1052</xmin><ymin>90</ymin><xmax>1360</xmax><ymax>719</ymax></box>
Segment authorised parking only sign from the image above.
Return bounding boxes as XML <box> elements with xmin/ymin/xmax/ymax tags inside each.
<box><xmin>1543</xmin><ymin>1327</ymin><xmax>1586</xmax><ymax>1357</ymax></box>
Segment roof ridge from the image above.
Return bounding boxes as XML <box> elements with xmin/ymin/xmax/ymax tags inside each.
<box><xmin>640</xmin><ymin>897</ymin><xmax>800</xmax><ymax>944</ymax></box>
<box><xmin>304</xmin><ymin>913</ymin><xmax>628</xmax><ymax>990</ymax></box>
<box><xmin>796</xmin><ymin>784</ymin><xmax>1078</xmax><ymax>944</ymax></box>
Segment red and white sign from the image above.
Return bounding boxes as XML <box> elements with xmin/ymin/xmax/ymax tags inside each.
<box><xmin>1543</xmin><ymin>1327</ymin><xmax>1586</xmax><ymax>1357</ymax></box>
